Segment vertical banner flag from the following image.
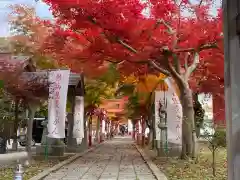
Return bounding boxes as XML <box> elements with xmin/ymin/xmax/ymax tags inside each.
<box><xmin>154</xmin><ymin>91</ymin><xmax>166</xmax><ymax>140</ymax></box>
<box><xmin>165</xmin><ymin>78</ymin><xmax>182</xmax><ymax>145</ymax></box>
<box><xmin>102</xmin><ymin>119</ymin><xmax>106</xmax><ymax>134</ymax></box>
<box><xmin>128</xmin><ymin>119</ymin><xmax>133</xmax><ymax>133</ymax></box>
<box><xmin>73</xmin><ymin>96</ymin><xmax>85</xmax><ymax>142</ymax></box>
<box><xmin>48</xmin><ymin>70</ymin><xmax>70</xmax><ymax>138</ymax></box>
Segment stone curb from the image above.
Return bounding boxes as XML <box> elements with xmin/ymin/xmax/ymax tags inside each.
<box><xmin>135</xmin><ymin>145</ymin><xmax>168</xmax><ymax>180</ymax></box>
<box><xmin>30</xmin><ymin>142</ymin><xmax>106</xmax><ymax>180</ymax></box>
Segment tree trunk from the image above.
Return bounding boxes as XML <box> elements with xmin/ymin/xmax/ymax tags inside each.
<box><xmin>12</xmin><ymin>99</ymin><xmax>19</xmax><ymax>151</ymax></box>
<box><xmin>100</xmin><ymin>116</ymin><xmax>103</xmax><ymax>142</ymax></box>
<box><xmin>193</xmin><ymin>92</ymin><xmax>205</xmax><ymax>138</ymax></box>
<box><xmin>180</xmin><ymin>87</ymin><xmax>197</xmax><ymax>159</ymax></box>
<box><xmin>67</xmin><ymin>90</ymin><xmax>76</xmax><ymax>147</ymax></box>
<box><xmin>132</xmin><ymin>123</ymin><xmax>135</xmax><ymax>140</ymax></box>
<box><xmin>96</xmin><ymin>116</ymin><xmax>100</xmax><ymax>143</ymax></box>
<box><xmin>196</xmin><ymin>128</ymin><xmax>201</xmax><ymax>138</ymax></box>
<box><xmin>26</xmin><ymin>103</ymin><xmax>37</xmax><ymax>163</ymax></box>
<box><xmin>148</xmin><ymin>129</ymin><xmax>152</xmax><ymax>146</ymax></box>
<box><xmin>212</xmin><ymin>147</ymin><xmax>216</xmax><ymax>176</ymax></box>
<box><xmin>88</xmin><ymin>115</ymin><xmax>92</xmax><ymax>147</ymax></box>
<box><xmin>141</xmin><ymin>118</ymin><xmax>145</xmax><ymax>147</ymax></box>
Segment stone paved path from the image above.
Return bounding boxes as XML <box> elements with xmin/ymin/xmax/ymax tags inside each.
<box><xmin>43</xmin><ymin>136</ymin><xmax>157</xmax><ymax>180</ymax></box>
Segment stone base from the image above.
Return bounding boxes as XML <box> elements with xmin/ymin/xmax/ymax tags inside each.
<box><xmin>65</xmin><ymin>138</ymin><xmax>88</xmax><ymax>153</ymax></box>
<box><xmin>36</xmin><ymin>144</ymin><xmax>65</xmax><ymax>157</ymax></box>
<box><xmin>167</xmin><ymin>142</ymin><xmax>182</xmax><ymax>156</ymax></box>
<box><xmin>155</xmin><ymin>140</ymin><xmax>182</xmax><ymax>157</ymax></box>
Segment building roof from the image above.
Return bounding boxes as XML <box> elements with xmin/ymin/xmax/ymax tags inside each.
<box><xmin>23</xmin><ymin>71</ymin><xmax>82</xmax><ymax>86</ymax></box>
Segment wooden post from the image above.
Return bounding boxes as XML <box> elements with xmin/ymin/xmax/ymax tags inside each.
<box><xmin>100</xmin><ymin>115</ymin><xmax>103</xmax><ymax>143</ymax></box>
<box><xmin>132</xmin><ymin>123</ymin><xmax>135</xmax><ymax>140</ymax></box>
<box><xmin>88</xmin><ymin>115</ymin><xmax>92</xmax><ymax>147</ymax></box>
<box><xmin>141</xmin><ymin>117</ymin><xmax>145</xmax><ymax>147</ymax></box>
<box><xmin>67</xmin><ymin>87</ymin><xmax>77</xmax><ymax>148</ymax></box>
<box><xmin>223</xmin><ymin>0</ymin><xmax>240</xmax><ymax>179</ymax></box>
<box><xmin>136</xmin><ymin>120</ymin><xmax>139</xmax><ymax>144</ymax></box>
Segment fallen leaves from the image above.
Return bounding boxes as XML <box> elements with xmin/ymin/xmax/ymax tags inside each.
<box><xmin>0</xmin><ymin>155</ymin><xmax>71</xmax><ymax>180</ymax></box>
<box><xmin>145</xmin><ymin>143</ymin><xmax>226</xmax><ymax>180</ymax></box>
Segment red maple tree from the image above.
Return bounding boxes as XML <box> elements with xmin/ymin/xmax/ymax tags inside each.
<box><xmin>25</xmin><ymin>0</ymin><xmax>223</xmax><ymax>158</ymax></box>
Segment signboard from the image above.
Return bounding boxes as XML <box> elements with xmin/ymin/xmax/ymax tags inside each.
<box><xmin>48</xmin><ymin>70</ymin><xmax>70</xmax><ymax>138</ymax></box>
<box><xmin>165</xmin><ymin>78</ymin><xmax>182</xmax><ymax>145</ymax></box>
<box><xmin>128</xmin><ymin>119</ymin><xmax>133</xmax><ymax>132</ymax></box>
<box><xmin>154</xmin><ymin>78</ymin><xmax>182</xmax><ymax>144</ymax></box>
<box><xmin>73</xmin><ymin>96</ymin><xmax>85</xmax><ymax>142</ymax></box>
<box><xmin>102</xmin><ymin>119</ymin><xmax>106</xmax><ymax>134</ymax></box>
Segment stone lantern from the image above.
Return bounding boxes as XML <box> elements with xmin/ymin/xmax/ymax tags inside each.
<box><xmin>157</xmin><ymin>98</ymin><xmax>168</xmax><ymax>156</ymax></box>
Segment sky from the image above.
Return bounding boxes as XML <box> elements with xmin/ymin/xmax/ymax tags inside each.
<box><xmin>0</xmin><ymin>0</ymin><xmax>221</xmax><ymax>37</ymax></box>
<box><xmin>0</xmin><ymin>0</ymin><xmax>53</xmax><ymax>37</ymax></box>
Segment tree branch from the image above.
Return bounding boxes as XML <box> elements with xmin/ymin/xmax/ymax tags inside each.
<box><xmin>166</xmin><ymin>59</ymin><xmax>183</xmax><ymax>83</ymax></box>
<box><xmin>157</xmin><ymin>19</ymin><xmax>175</xmax><ymax>34</ymax></box>
<box><xmin>148</xmin><ymin>60</ymin><xmax>170</xmax><ymax>76</ymax></box>
<box><xmin>174</xmin><ymin>43</ymin><xmax>218</xmax><ymax>53</ymax></box>
<box><xmin>184</xmin><ymin>52</ymin><xmax>190</xmax><ymax>71</ymax></box>
<box><xmin>198</xmin><ymin>0</ymin><xmax>204</xmax><ymax>7</ymax></box>
<box><xmin>185</xmin><ymin>52</ymin><xmax>199</xmax><ymax>80</ymax></box>
<box><xmin>117</xmin><ymin>38</ymin><xmax>138</xmax><ymax>53</ymax></box>
<box><xmin>173</xmin><ymin>53</ymin><xmax>181</xmax><ymax>74</ymax></box>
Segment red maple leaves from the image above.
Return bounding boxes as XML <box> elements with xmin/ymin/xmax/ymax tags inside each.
<box><xmin>37</xmin><ymin>0</ymin><xmax>223</xmax><ymax>93</ymax></box>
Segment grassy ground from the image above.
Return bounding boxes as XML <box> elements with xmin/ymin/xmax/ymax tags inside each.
<box><xmin>145</xmin><ymin>144</ymin><xmax>227</xmax><ymax>180</ymax></box>
<box><xmin>0</xmin><ymin>155</ymin><xmax>72</xmax><ymax>180</ymax></box>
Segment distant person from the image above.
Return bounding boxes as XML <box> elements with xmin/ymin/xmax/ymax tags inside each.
<box><xmin>120</xmin><ymin>125</ymin><xmax>125</xmax><ymax>136</ymax></box>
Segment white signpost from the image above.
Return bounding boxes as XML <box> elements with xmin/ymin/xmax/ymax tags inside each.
<box><xmin>48</xmin><ymin>70</ymin><xmax>70</xmax><ymax>138</ymax></box>
<box><xmin>73</xmin><ymin>96</ymin><xmax>85</xmax><ymax>144</ymax></box>
<box><xmin>154</xmin><ymin>78</ymin><xmax>182</xmax><ymax>145</ymax></box>
<box><xmin>165</xmin><ymin>78</ymin><xmax>182</xmax><ymax>145</ymax></box>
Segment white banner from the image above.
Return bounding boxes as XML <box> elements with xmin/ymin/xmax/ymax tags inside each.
<box><xmin>128</xmin><ymin>119</ymin><xmax>133</xmax><ymax>132</ymax></box>
<box><xmin>154</xmin><ymin>91</ymin><xmax>166</xmax><ymax>140</ymax></box>
<box><xmin>102</xmin><ymin>119</ymin><xmax>106</xmax><ymax>134</ymax></box>
<box><xmin>73</xmin><ymin>96</ymin><xmax>85</xmax><ymax>145</ymax></box>
<box><xmin>48</xmin><ymin>70</ymin><xmax>70</xmax><ymax>138</ymax></box>
<box><xmin>165</xmin><ymin>78</ymin><xmax>182</xmax><ymax>145</ymax></box>
<box><xmin>138</xmin><ymin>120</ymin><xmax>142</xmax><ymax>133</ymax></box>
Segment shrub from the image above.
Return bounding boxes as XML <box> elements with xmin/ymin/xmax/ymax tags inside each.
<box><xmin>212</xmin><ymin>128</ymin><xmax>226</xmax><ymax>147</ymax></box>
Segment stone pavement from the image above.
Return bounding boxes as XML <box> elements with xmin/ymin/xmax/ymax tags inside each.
<box><xmin>43</xmin><ymin>136</ymin><xmax>158</xmax><ymax>180</ymax></box>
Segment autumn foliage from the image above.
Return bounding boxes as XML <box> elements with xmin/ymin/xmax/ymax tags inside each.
<box><xmin>10</xmin><ymin>2</ymin><xmax>223</xmax><ymax>93</ymax></box>
<box><xmin>0</xmin><ymin>55</ymin><xmax>49</xmax><ymax>101</ymax></box>
<box><xmin>7</xmin><ymin>0</ymin><xmax>224</xmax><ymax>158</ymax></box>
<box><xmin>38</xmin><ymin>0</ymin><xmax>223</xmax><ymax>92</ymax></box>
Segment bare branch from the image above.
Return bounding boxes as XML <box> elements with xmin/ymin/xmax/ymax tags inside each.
<box><xmin>117</xmin><ymin>39</ymin><xmax>138</xmax><ymax>53</ymax></box>
<box><xmin>157</xmin><ymin>19</ymin><xmax>175</xmax><ymax>34</ymax></box>
<box><xmin>173</xmin><ymin>53</ymin><xmax>181</xmax><ymax>74</ymax></box>
<box><xmin>166</xmin><ymin>59</ymin><xmax>183</xmax><ymax>82</ymax></box>
<box><xmin>174</xmin><ymin>43</ymin><xmax>218</xmax><ymax>53</ymax></box>
<box><xmin>188</xmin><ymin>0</ymin><xmax>204</xmax><ymax>7</ymax></box>
<box><xmin>198</xmin><ymin>0</ymin><xmax>204</xmax><ymax>7</ymax></box>
<box><xmin>87</xmin><ymin>15</ymin><xmax>173</xmax><ymax>76</ymax></box>
<box><xmin>105</xmin><ymin>59</ymin><xmax>124</xmax><ymax>64</ymax></box>
<box><xmin>185</xmin><ymin>52</ymin><xmax>199</xmax><ymax>79</ymax></box>
<box><xmin>149</xmin><ymin>60</ymin><xmax>170</xmax><ymax>76</ymax></box>
<box><xmin>184</xmin><ymin>52</ymin><xmax>190</xmax><ymax>70</ymax></box>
